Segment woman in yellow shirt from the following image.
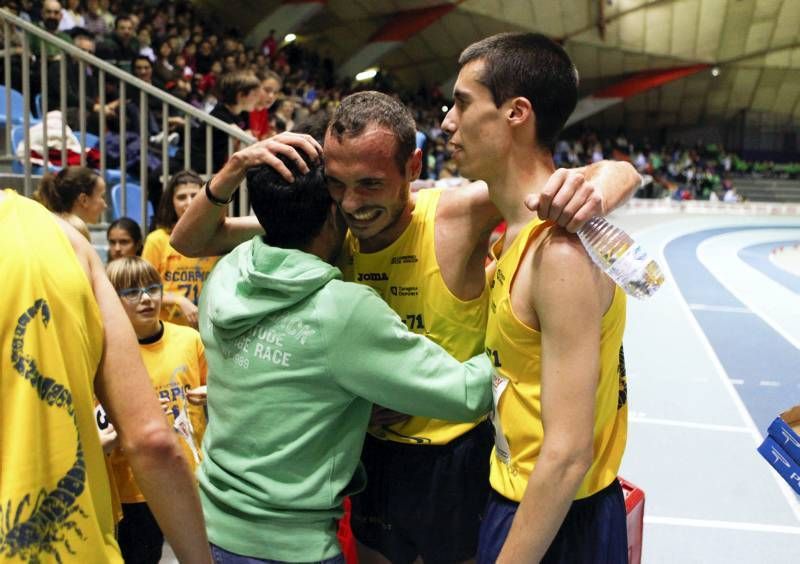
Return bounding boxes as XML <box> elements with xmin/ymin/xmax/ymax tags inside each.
<box><xmin>106</xmin><ymin>257</ymin><xmax>208</xmax><ymax>564</ymax></box>
<box><xmin>142</xmin><ymin>170</ymin><xmax>219</xmax><ymax>328</ymax></box>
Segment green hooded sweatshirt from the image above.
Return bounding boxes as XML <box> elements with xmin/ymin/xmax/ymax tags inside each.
<box><xmin>197</xmin><ymin>236</ymin><xmax>492</xmax><ymax>562</ymax></box>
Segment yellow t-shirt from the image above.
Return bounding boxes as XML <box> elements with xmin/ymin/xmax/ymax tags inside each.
<box><xmin>339</xmin><ymin>188</ymin><xmax>489</xmax><ymax>445</ymax></box>
<box><xmin>142</xmin><ymin>228</ymin><xmax>219</xmax><ymax>326</ymax></box>
<box><xmin>108</xmin><ymin>321</ymin><xmax>207</xmax><ymax>504</ymax></box>
<box><xmin>485</xmin><ymin>218</ymin><xmax>628</xmax><ymax>502</ymax></box>
<box><xmin>0</xmin><ymin>190</ymin><xmax>122</xmax><ymax>562</ymax></box>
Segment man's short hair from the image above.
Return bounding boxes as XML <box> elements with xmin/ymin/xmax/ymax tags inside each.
<box><xmin>328</xmin><ymin>91</ymin><xmax>416</xmax><ymax>174</ymax></box>
<box><xmin>458</xmin><ymin>32</ymin><xmax>579</xmax><ymax>151</ymax></box>
<box><xmin>69</xmin><ymin>26</ymin><xmax>94</xmax><ymax>42</ymax></box>
<box><xmin>218</xmin><ymin>71</ymin><xmax>260</xmax><ymax>105</ymax></box>
<box><xmin>247</xmin><ymin>152</ymin><xmax>329</xmax><ymax>249</ymax></box>
<box><xmin>115</xmin><ymin>14</ymin><xmax>133</xmax><ymax>28</ymax></box>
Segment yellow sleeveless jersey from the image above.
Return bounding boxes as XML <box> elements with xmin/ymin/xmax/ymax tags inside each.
<box><xmin>339</xmin><ymin>188</ymin><xmax>488</xmax><ymax>445</ymax></box>
<box><xmin>0</xmin><ymin>190</ymin><xmax>122</xmax><ymax>562</ymax></box>
<box><xmin>142</xmin><ymin>228</ymin><xmax>219</xmax><ymax>326</ymax></box>
<box><xmin>485</xmin><ymin>218</ymin><xmax>627</xmax><ymax>502</ymax></box>
<box><xmin>107</xmin><ymin>321</ymin><xmax>207</xmax><ymax>503</ymax></box>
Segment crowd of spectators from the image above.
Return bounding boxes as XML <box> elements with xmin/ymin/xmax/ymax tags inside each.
<box><xmin>4</xmin><ymin>0</ymin><xmax>799</xmax><ymax>208</ymax></box>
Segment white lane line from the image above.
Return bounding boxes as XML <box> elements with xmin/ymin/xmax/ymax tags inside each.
<box><xmin>660</xmin><ymin>233</ymin><xmax>800</xmax><ymax>522</ymax></box>
<box><xmin>688</xmin><ymin>303</ymin><xmax>752</xmax><ymax>314</ymax></box>
<box><xmin>760</xmin><ymin>380</ymin><xmax>782</xmax><ymax>387</ymax></box>
<box><xmin>645</xmin><ymin>516</ymin><xmax>800</xmax><ymax>535</ymax></box>
<box><xmin>629</xmin><ymin>416</ymin><xmax>750</xmax><ymax>433</ymax></box>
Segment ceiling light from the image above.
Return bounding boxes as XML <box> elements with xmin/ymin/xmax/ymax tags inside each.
<box><xmin>441</xmin><ymin>105</ymin><xmax>448</xmax><ymax>113</ymax></box>
<box><xmin>284</xmin><ymin>33</ymin><xmax>297</xmax><ymax>43</ymax></box>
<box><xmin>711</xmin><ymin>67</ymin><xmax>720</xmax><ymax>77</ymax></box>
<box><xmin>355</xmin><ymin>68</ymin><xmax>378</xmax><ymax>81</ymax></box>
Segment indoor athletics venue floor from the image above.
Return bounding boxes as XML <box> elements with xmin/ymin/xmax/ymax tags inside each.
<box><xmin>614</xmin><ymin>201</ymin><xmax>800</xmax><ymax>563</ymax></box>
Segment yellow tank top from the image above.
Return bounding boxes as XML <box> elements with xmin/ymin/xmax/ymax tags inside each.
<box><xmin>142</xmin><ymin>228</ymin><xmax>219</xmax><ymax>326</ymax></box>
<box><xmin>485</xmin><ymin>218</ymin><xmax>627</xmax><ymax>502</ymax></box>
<box><xmin>108</xmin><ymin>322</ymin><xmax>207</xmax><ymax>503</ymax></box>
<box><xmin>0</xmin><ymin>190</ymin><xmax>122</xmax><ymax>562</ymax></box>
<box><xmin>340</xmin><ymin>188</ymin><xmax>489</xmax><ymax>445</ymax></box>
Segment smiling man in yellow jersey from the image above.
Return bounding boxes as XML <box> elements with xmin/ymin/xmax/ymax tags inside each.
<box><xmin>171</xmin><ymin>104</ymin><xmax>637</xmax><ymax>562</ymax></box>
<box><xmin>442</xmin><ymin>33</ymin><xmax>629</xmax><ymax>563</ymax></box>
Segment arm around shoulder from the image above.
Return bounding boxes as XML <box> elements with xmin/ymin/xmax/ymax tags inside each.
<box><xmin>326</xmin><ymin>285</ymin><xmax>493</xmax><ymax>420</ymax></box>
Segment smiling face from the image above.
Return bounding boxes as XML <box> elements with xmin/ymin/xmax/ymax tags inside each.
<box><xmin>172</xmin><ymin>182</ymin><xmax>201</xmax><ymax>220</ymax></box>
<box><xmin>442</xmin><ymin>59</ymin><xmax>511</xmax><ymax>182</ymax></box>
<box><xmin>323</xmin><ymin>125</ymin><xmax>420</xmax><ymax>252</ymax></box>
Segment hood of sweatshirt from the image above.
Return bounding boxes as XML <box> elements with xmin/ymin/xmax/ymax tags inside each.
<box><xmin>205</xmin><ymin>236</ymin><xmax>341</xmax><ymax>339</ymax></box>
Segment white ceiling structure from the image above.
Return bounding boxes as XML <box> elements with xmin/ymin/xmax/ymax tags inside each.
<box><xmin>209</xmin><ymin>0</ymin><xmax>800</xmax><ymax>129</ymax></box>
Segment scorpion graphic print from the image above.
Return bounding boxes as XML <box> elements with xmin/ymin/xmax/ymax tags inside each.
<box><xmin>1</xmin><ymin>299</ymin><xmax>88</xmax><ymax>564</ymax></box>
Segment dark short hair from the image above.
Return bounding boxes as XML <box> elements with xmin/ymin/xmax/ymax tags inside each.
<box><xmin>218</xmin><ymin>71</ymin><xmax>260</xmax><ymax>105</ymax></box>
<box><xmin>70</xmin><ymin>26</ymin><xmax>94</xmax><ymax>41</ymax></box>
<box><xmin>247</xmin><ymin>152</ymin><xmax>329</xmax><ymax>249</ymax></box>
<box><xmin>155</xmin><ymin>170</ymin><xmax>203</xmax><ymax>230</ymax></box>
<box><xmin>132</xmin><ymin>55</ymin><xmax>152</xmax><ymax>69</ymax></box>
<box><xmin>327</xmin><ymin>91</ymin><xmax>416</xmax><ymax>173</ymax></box>
<box><xmin>115</xmin><ymin>14</ymin><xmax>133</xmax><ymax>28</ymax></box>
<box><xmin>458</xmin><ymin>32</ymin><xmax>578</xmax><ymax>151</ymax></box>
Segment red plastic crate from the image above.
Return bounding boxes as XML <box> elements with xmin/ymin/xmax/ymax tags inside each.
<box><xmin>619</xmin><ymin>477</ymin><xmax>645</xmax><ymax>564</ymax></box>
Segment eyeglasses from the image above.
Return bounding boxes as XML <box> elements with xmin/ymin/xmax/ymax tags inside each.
<box><xmin>118</xmin><ymin>284</ymin><xmax>163</xmax><ymax>303</ymax></box>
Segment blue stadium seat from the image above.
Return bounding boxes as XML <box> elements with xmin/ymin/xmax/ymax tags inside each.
<box><xmin>34</xmin><ymin>93</ymin><xmax>42</xmax><ymax>119</ymax></box>
<box><xmin>0</xmin><ymin>85</ymin><xmax>26</xmax><ymax>126</ymax></box>
<box><xmin>110</xmin><ymin>182</ymin><xmax>154</xmax><ymax>227</ymax></box>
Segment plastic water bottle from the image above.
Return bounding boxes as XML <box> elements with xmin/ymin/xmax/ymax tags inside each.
<box><xmin>577</xmin><ymin>217</ymin><xmax>665</xmax><ymax>299</ymax></box>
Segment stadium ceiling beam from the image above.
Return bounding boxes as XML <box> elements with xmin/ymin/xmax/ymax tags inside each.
<box><xmin>244</xmin><ymin>0</ymin><xmax>326</xmax><ymax>47</ymax></box>
<box><xmin>561</xmin><ymin>0</ymin><xmax>678</xmax><ymax>43</ymax></box>
<box><xmin>336</xmin><ymin>1</ymin><xmax>464</xmax><ymax>80</ymax></box>
<box><xmin>565</xmin><ymin>63</ymin><xmax>710</xmax><ymax>127</ymax></box>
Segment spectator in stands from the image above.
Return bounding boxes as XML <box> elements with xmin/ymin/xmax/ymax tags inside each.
<box><xmin>138</xmin><ymin>26</ymin><xmax>156</xmax><ymax>62</ymax></box>
<box><xmin>153</xmin><ymin>39</ymin><xmax>181</xmax><ymax>89</ymax></box>
<box><xmin>96</xmin><ymin>14</ymin><xmax>139</xmax><ymax>72</ymax></box>
<box><xmin>191</xmin><ymin>71</ymin><xmax>261</xmax><ymax>174</ymax></box>
<box><xmin>58</xmin><ymin>0</ymin><xmax>85</xmax><ymax>32</ymax></box>
<box><xmin>143</xmin><ymin>170</ymin><xmax>219</xmax><ymax>328</ymax></box>
<box><xmin>106</xmin><ymin>256</ymin><xmax>208</xmax><ymax>564</ymax></box>
<box><xmin>249</xmin><ymin>70</ymin><xmax>282</xmax><ymax>140</ymax></box>
<box><xmin>194</xmin><ymin>40</ymin><xmax>215</xmax><ymax>74</ymax></box>
<box><xmin>107</xmin><ymin>216</ymin><xmax>144</xmax><ymax>261</ymax></box>
<box><xmin>47</xmin><ymin>27</ymin><xmax>121</xmax><ymax>134</ymax></box>
<box><xmin>83</xmin><ymin>0</ymin><xmax>110</xmax><ymax>37</ymax></box>
<box><xmin>260</xmin><ymin>28</ymin><xmax>278</xmax><ymax>58</ymax></box>
<box><xmin>35</xmin><ymin>0</ymin><xmax>72</xmax><ymax>59</ymax></box>
<box><xmin>33</xmin><ymin>166</ymin><xmax>108</xmax><ymax>225</ymax></box>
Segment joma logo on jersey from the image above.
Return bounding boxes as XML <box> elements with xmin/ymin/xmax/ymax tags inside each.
<box><xmin>357</xmin><ymin>272</ymin><xmax>389</xmax><ymax>281</ymax></box>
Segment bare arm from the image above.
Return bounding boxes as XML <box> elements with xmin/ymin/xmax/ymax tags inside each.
<box><xmin>497</xmin><ymin>230</ymin><xmax>612</xmax><ymax>563</ymax></box>
<box><xmin>526</xmin><ymin>161</ymin><xmax>641</xmax><ymax>232</ymax></box>
<box><xmin>171</xmin><ymin>132</ymin><xmax>322</xmax><ymax>257</ymax></box>
<box><xmin>61</xmin><ymin>221</ymin><xmax>212</xmax><ymax>564</ymax></box>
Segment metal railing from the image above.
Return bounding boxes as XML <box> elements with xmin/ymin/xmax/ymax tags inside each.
<box><xmin>1</xmin><ymin>8</ymin><xmax>254</xmax><ymax>228</ymax></box>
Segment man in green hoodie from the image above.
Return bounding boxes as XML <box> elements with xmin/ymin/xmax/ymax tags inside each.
<box><xmin>197</xmin><ymin>152</ymin><xmax>495</xmax><ymax>563</ymax></box>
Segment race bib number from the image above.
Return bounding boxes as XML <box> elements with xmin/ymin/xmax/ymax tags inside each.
<box><xmin>491</xmin><ymin>371</ymin><xmax>511</xmax><ymax>465</ymax></box>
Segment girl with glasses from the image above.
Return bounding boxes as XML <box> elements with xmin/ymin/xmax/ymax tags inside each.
<box><xmin>106</xmin><ymin>256</ymin><xmax>208</xmax><ymax>564</ymax></box>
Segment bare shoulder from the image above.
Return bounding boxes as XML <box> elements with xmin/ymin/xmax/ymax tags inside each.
<box><xmin>530</xmin><ymin>225</ymin><xmax>613</xmax><ymax>309</ymax></box>
<box><xmin>53</xmin><ymin>214</ymin><xmax>94</xmax><ymax>280</ymax></box>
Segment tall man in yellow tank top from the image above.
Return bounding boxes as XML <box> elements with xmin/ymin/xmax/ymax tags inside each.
<box><xmin>172</xmin><ymin>97</ymin><xmax>638</xmax><ymax>561</ymax></box>
<box><xmin>442</xmin><ymin>33</ymin><xmax>630</xmax><ymax>563</ymax></box>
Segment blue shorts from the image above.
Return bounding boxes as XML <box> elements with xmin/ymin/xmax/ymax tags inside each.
<box><xmin>210</xmin><ymin>543</ymin><xmax>344</xmax><ymax>564</ymax></box>
<box><xmin>477</xmin><ymin>479</ymin><xmax>628</xmax><ymax>564</ymax></box>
